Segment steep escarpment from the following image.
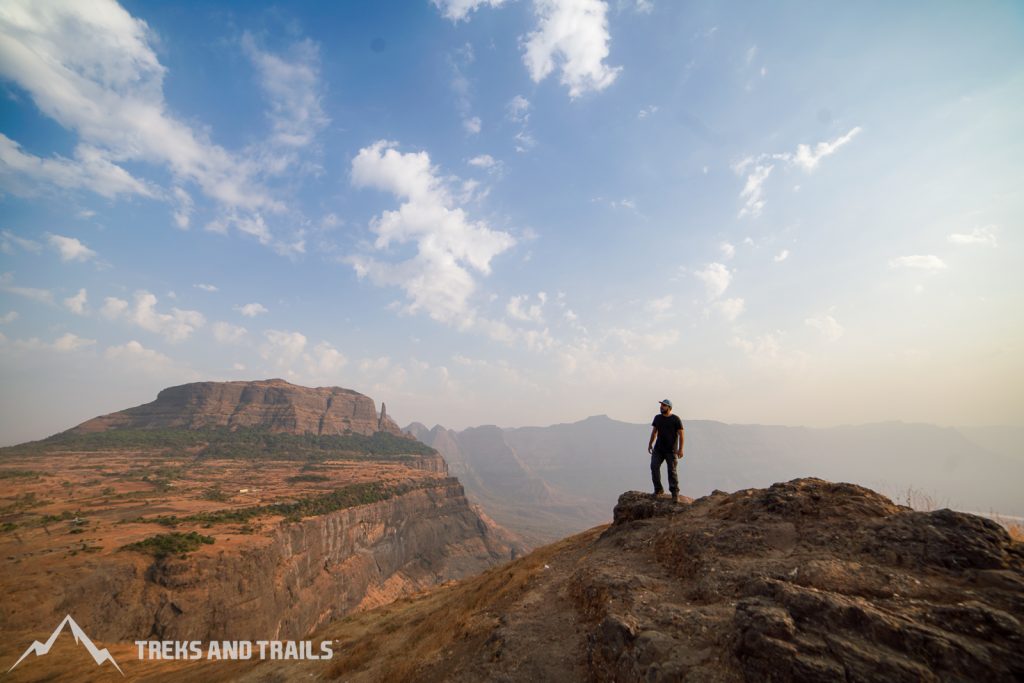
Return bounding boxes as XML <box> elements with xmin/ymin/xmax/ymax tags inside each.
<box><xmin>224</xmin><ymin>477</ymin><xmax>1023</xmax><ymax>682</ymax></box>
<box><xmin>66</xmin><ymin>378</ymin><xmax>406</xmax><ymax>437</ymax></box>
<box><xmin>53</xmin><ymin>478</ymin><xmax>516</xmax><ymax>642</ymax></box>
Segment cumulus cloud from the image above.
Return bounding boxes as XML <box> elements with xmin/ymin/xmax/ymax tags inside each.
<box><xmin>0</xmin><ymin>311</ymin><xmax>18</xmax><ymax>324</ymax></box>
<box><xmin>47</xmin><ymin>234</ymin><xmax>97</xmax><ymax>262</ymax></box>
<box><xmin>463</xmin><ymin>116</ymin><xmax>482</xmax><ymax>134</ymax></box>
<box><xmin>720</xmin><ymin>242</ymin><xmax>735</xmax><ymax>260</ymax></box>
<box><xmin>774</xmin><ymin>249</ymin><xmax>790</xmax><ymax>262</ymax></box>
<box><xmin>100</xmin><ymin>296</ymin><xmax>129</xmax><ymax>319</ymax></box>
<box><xmin>523</xmin><ymin>0</ymin><xmax>622</xmax><ymax>98</ymax></box>
<box><xmin>694</xmin><ymin>262</ymin><xmax>732</xmax><ymax>299</ymax></box>
<box><xmin>102</xmin><ymin>291</ymin><xmax>204</xmax><ymax>342</ymax></box>
<box><xmin>468</xmin><ymin>154</ymin><xmax>501</xmax><ymax>173</ymax></box>
<box><xmin>948</xmin><ymin>226</ymin><xmax>997</xmax><ymax>247</ymax></box>
<box><xmin>52</xmin><ymin>332</ymin><xmax>95</xmax><ymax>352</ymax></box>
<box><xmin>212</xmin><ymin>321</ymin><xmax>247</xmax><ymax>344</ymax></box>
<box><xmin>259</xmin><ymin>329</ymin><xmax>346</xmax><ymax>380</ymax></box>
<box><xmin>507</xmin><ymin>292</ymin><xmax>547</xmax><ymax>323</ymax></box>
<box><xmin>805</xmin><ymin>314</ymin><xmax>844</xmax><ymax>341</ymax></box>
<box><xmin>64</xmin><ymin>288</ymin><xmax>88</xmax><ymax>315</ymax></box>
<box><xmin>194</xmin><ymin>283</ymin><xmax>218</xmax><ymax>292</ymax></box>
<box><xmin>235</xmin><ymin>302</ymin><xmax>268</xmax><ymax>317</ymax></box>
<box><xmin>507</xmin><ymin>95</ymin><xmax>531</xmax><ymax>124</ymax></box>
<box><xmin>349</xmin><ymin>140</ymin><xmax>515</xmax><ymax>323</ymax></box>
<box><xmin>433</xmin><ymin>0</ymin><xmax>508</xmax><ymax>21</ymax></box>
<box><xmin>888</xmin><ymin>255</ymin><xmax>947</xmax><ymax>271</ymax></box>
<box><xmin>105</xmin><ymin>340</ymin><xmax>180</xmax><ymax>374</ymax></box>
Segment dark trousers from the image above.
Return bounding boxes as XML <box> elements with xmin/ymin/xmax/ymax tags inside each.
<box><xmin>650</xmin><ymin>450</ymin><xmax>679</xmax><ymax>494</ymax></box>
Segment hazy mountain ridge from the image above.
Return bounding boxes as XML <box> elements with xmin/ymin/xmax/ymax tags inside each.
<box><xmin>408</xmin><ymin>416</ymin><xmax>1024</xmax><ymax>539</ymax></box>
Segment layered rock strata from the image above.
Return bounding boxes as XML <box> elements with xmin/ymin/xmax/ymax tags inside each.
<box><xmin>69</xmin><ymin>379</ymin><xmax>406</xmax><ymax>437</ymax></box>
<box><xmin>53</xmin><ymin>479</ymin><xmax>517</xmax><ymax>642</ymax></box>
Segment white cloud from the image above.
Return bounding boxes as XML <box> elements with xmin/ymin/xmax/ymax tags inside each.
<box><xmin>172</xmin><ymin>187</ymin><xmax>194</xmax><ymax>229</ymax></box>
<box><xmin>241</xmin><ymin>32</ymin><xmax>328</xmax><ymax>150</ymax></box>
<box><xmin>745</xmin><ymin>45</ymin><xmax>758</xmax><ymax>65</ymax></box>
<box><xmin>47</xmin><ymin>234</ymin><xmax>96</xmax><ymax>262</ymax></box>
<box><xmin>507</xmin><ymin>292</ymin><xmax>547</xmax><ymax>323</ymax></box>
<box><xmin>719</xmin><ymin>242</ymin><xmax>735</xmax><ymax>259</ymax></box>
<box><xmin>694</xmin><ymin>262</ymin><xmax>731</xmax><ymax>299</ymax></box>
<box><xmin>805</xmin><ymin>314</ymin><xmax>844</xmax><ymax>341</ymax></box>
<box><xmin>261</xmin><ymin>329</ymin><xmax>307</xmax><ymax>368</ymax></box>
<box><xmin>948</xmin><ymin>226</ymin><xmax>997</xmax><ymax>247</ymax></box>
<box><xmin>194</xmin><ymin>283</ymin><xmax>218</xmax><ymax>292</ymax></box>
<box><xmin>0</xmin><ymin>133</ymin><xmax>156</xmax><ymax>199</ymax></box>
<box><xmin>632</xmin><ymin>0</ymin><xmax>654</xmax><ymax>14</ymax></box>
<box><xmin>64</xmin><ymin>288</ymin><xmax>88</xmax><ymax>315</ymax></box>
<box><xmin>52</xmin><ymin>332</ymin><xmax>95</xmax><ymax>352</ymax></box>
<box><xmin>733</xmin><ymin>127</ymin><xmax>862</xmax><ymax>217</ymax></box>
<box><xmin>104</xmin><ymin>340</ymin><xmax>182</xmax><ymax>375</ymax></box>
<box><xmin>0</xmin><ymin>1</ymin><xmax>283</xmax><ymax>222</ymax></box>
<box><xmin>100</xmin><ymin>296</ymin><xmax>129</xmax><ymax>319</ymax></box>
<box><xmin>774</xmin><ymin>249</ymin><xmax>790</xmax><ymax>262</ymax></box>
<box><xmin>637</xmin><ymin>105</ymin><xmax>658</xmax><ymax>119</ymax></box>
<box><xmin>715</xmin><ymin>297</ymin><xmax>745</xmax><ymax>322</ymax></box>
<box><xmin>507</xmin><ymin>95</ymin><xmax>531</xmax><ymax>124</ymax></box>
<box><xmin>888</xmin><ymin>255</ymin><xmax>947</xmax><ymax>271</ymax></box>
<box><xmin>307</xmin><ymin>341</ymin><xmax>348</xmax><ymax>377</ymax></box>
<box><xmin>0</xmin><ymin>311</ymin><xmax>17</xmax><ymax>324</ymax></box>
<box><xmin>212</xmin><ymin>321</ymin><xmax>247</xmax><ymax>344</ymax></box>
<box><xmin>468</xmin><ymin>154</ymin><xmax>498</xmax><ymax>170</ymax></box>
<box><xmin>737</xmin><ymin>164</ymin><xmax>773</xmax><ymax>218</ymax></box>
<box><xmin>463</xmin><ymin>116</ymin><xmax>482</xmax><ymax>134</ymax></box>
<box><xmin>433</xmin><ymin>0</ymin><xmax>508</xmax><ymax>21</ymax></box>
<box><xmin>100</xmin><ymin>291</ymin><xmax>204</xmax><ymax>342</ymax></box>
<box><xmin>1</xmin><ymin>229</ymin><xmax>42</xmax><ymax>254</ymax></box>
<box><xmin>0</xmin><ymin>272</ymin><xmax>53</xmax><ymax>304</ymax></box>
<box><xmin>522</xmin><ymin>0</ymin><xmax>622</xmax><ymax>98</ymax></box>
<box><xmin>793</xmin><ymin>127</ymin><xmax>862</xmax><ymax>172</ymax></box>
<box><xmin>608</xmin><ymin>328</ymin><xmax>679</xmax><ymax>351</ymax></box>
<box><xmin>235</xmin><ymin>302</ymin><xmax>268</xmax><ymax>317</ymax></box>
<box><xmin>349</xmin><ymin>140</ymin><xmax>515</xmax><ymax>323</ymax></box>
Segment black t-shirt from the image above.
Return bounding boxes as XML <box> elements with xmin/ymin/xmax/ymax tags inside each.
<box><xmin>652</xmin><ymin>413</ymin><xmax>683</xmax><ymax>453</ymax></box>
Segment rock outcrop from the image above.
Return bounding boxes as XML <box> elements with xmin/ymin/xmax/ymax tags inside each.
<box><xmin>68</xmin><ymin>379</ymin><xmax>408</xmax><ymax>437</ymax></box>
<box><xmin>228</xmin><ymin>477</ymin><xmax>1023</xmax><ymax>682</ymax></box>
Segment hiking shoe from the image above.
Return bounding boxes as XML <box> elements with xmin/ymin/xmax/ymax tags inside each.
<box><xmin>671</xmin><ymin>493</ymin><xmax>679</xmax><ymax>503</ymax></box>
<box><xmin>651</xmin><ymin>491</ymin><xmax>665</xmax><ymax>499</ymax></box>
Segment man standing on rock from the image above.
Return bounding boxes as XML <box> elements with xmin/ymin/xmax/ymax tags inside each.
<box><xmin>648</xmin><ymin>399</ymin><xmax>684</xmax><ymax>502</ymax></box>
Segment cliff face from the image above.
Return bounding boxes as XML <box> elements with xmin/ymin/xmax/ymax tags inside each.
<box><xmin>51</xmin><ymin>479</ymin><xmax>519</xmax><ymax>642</ymax></box>
<box><xmin>69</xmin><ymin>379</ymin><xmax>407</xmax><ymax>437</ymax></box>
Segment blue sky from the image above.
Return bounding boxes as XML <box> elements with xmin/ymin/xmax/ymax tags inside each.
<box><xmin>0</xmin><ymin>0</ymin><xmax>1021</xmax><ymax>444</ymax></box>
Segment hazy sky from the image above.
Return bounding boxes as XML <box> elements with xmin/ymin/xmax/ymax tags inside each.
<box><xmin>1</xmin><ymin>0</ymin><xmax>1021</xmax><ymax>445</ymax></box>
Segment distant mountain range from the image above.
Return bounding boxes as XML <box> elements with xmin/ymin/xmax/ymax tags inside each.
<box><xmin>407</xmin><ymin>416</ymin><xmax>1024</xmax><ymax>542</ymax></box>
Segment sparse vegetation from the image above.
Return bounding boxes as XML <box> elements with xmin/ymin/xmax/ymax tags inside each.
<box><xmin>286</xmin><ymin>474</ymin><xmax>330</xmax><ymax>484</ymax></box>
<box><xmin>200</xmin><ymin>485</ymin><xmax>231</xmax><ymax>502</ymax></box>
<box><xmin>135</xmin><ymin>480</ymin><xmax>438</xmax><ymax>527</ymax></box>
<box><xmin>1</xmin><ymin>427</ymin><xmax>435</xmax><ymax>462</ymax></box>
<box><xmin>0</xmin><ymin>469</ymin><xmax>45</xmax><ymax>479</ymax></box>
<box><xmin>122</xmin><ymin>531</ymin><xmax>214</xmax><ymax>558</ymax></box>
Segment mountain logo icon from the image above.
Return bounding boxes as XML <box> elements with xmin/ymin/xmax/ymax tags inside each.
<box><xmin>8</xmin><ymin>614</ymin><xmax>124</xmax><ymax>676</ymax></box>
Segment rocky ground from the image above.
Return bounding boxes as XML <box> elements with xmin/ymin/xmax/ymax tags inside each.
<box><xmin>206</xmin><ymin>477</ymin><xmax>1024</xmax><ymax>682</ymax></box>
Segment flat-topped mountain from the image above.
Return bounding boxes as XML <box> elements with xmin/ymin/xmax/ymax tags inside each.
<box><xmin>66</xmin><ymin>378</ymin><xmax>406</xmax><ymax>437</ymax></box>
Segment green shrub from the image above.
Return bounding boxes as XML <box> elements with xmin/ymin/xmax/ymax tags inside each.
<box><xmin>122</xmin><ymin>531</ymin><xmax>214</xmax><ymax>558</ymax></box>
